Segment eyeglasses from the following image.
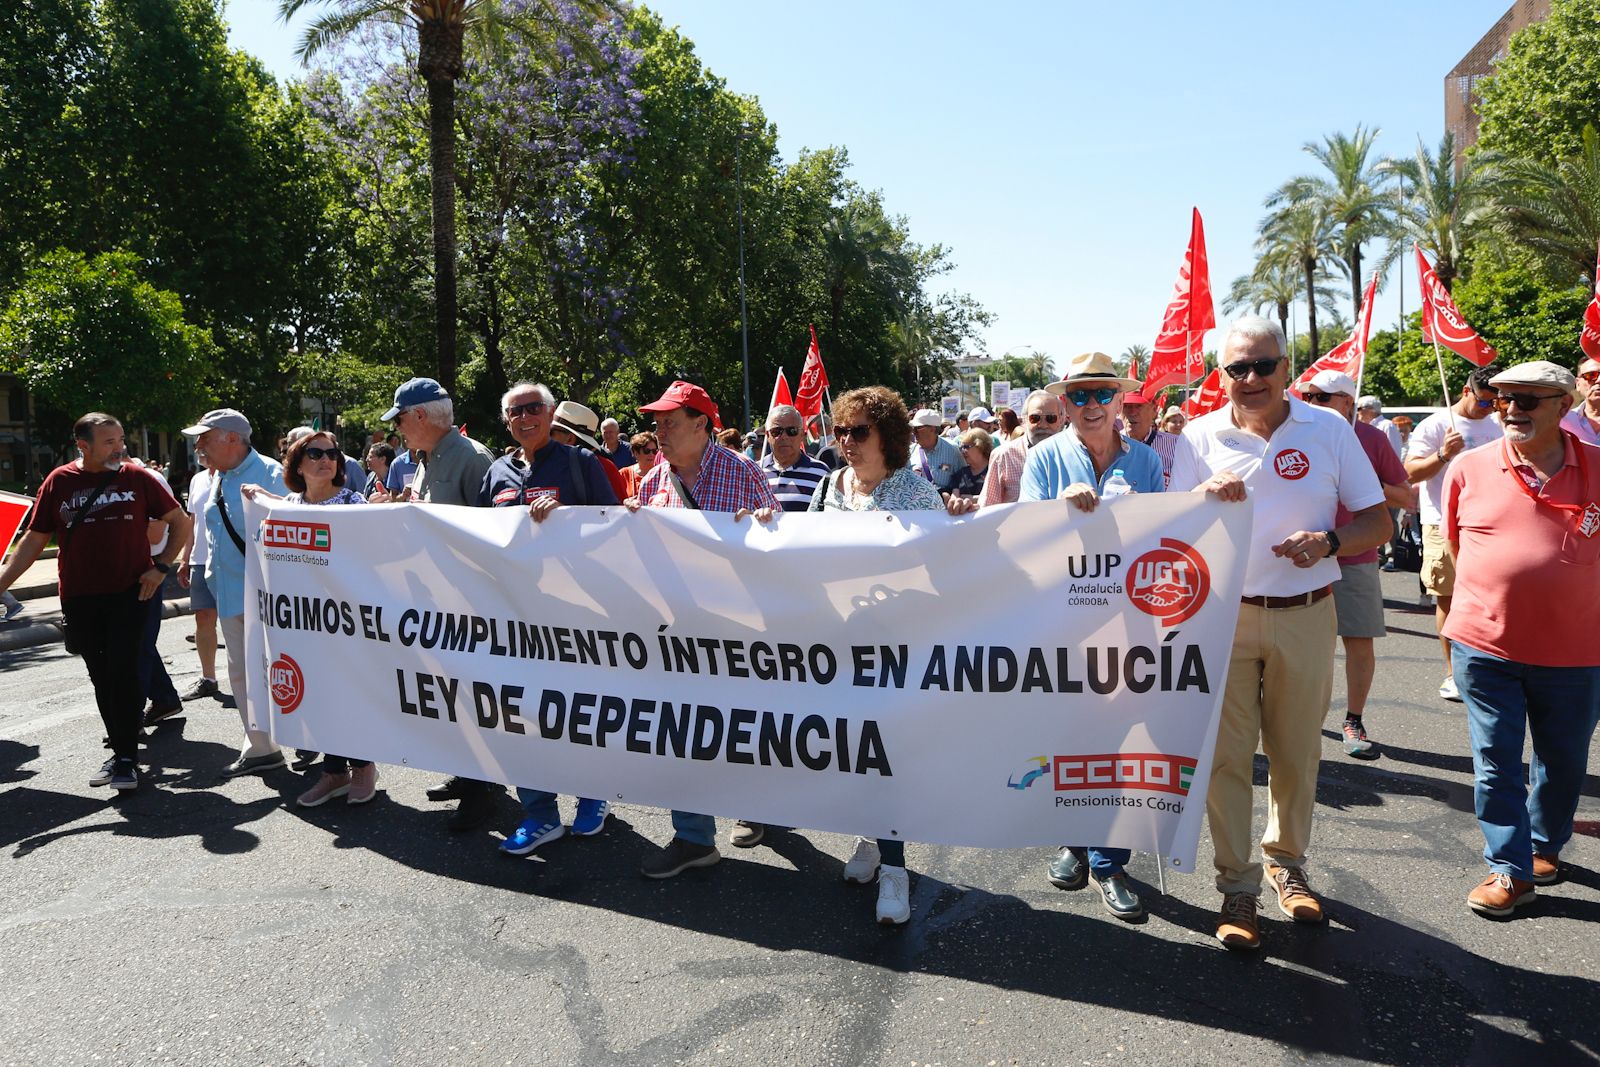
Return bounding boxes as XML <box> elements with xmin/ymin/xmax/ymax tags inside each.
<box><xmin>766</xmin><ymin>426</ymin><xmax>802</xmax><ymax>438</ymax></box>
<box><xmin>1027</xmin><ymin>412</ymin><xmax>1060</xmax><ymax>425</ymax></box>
<box><xmin>504</xmin><ymin>400</ymin><xmax>549</xmax><ymax>419</ymax></box>
<box><xmin>1472</xmin><ymin>392</ymin><xmax>1497</xmax><ymax>409</ymax></box>
<box><xmin>1065</xmin><ymin>388</ymin><xmax>1117</xmax><ymax>407</ymax></box>
<box><xmin>303</xmin><ymin>446</ymin><xmax>342</xmax><ymax>462</ymax></box>
<box><xmin>835</xmin><ymin>423</ymin><xmax>873</xmax><ymax>442</ymax></box>
<box><xmin>1222</xmin><ymin>357</ymin><xmax>1284</xmax><ymax>381</ymax></box>
<box><xmin>1301</xmin><ymin>391</ymin><xmax>1338</xmax><ymax>405</ymax></box>
<box><xmin>1493</xmin><ymin>392</ymin><xmax>1560</xmax><ymax>412</ymax></box>
<box><xmin>636</xmin><ymin>446</ymin><xmax>658</xmax><ymax>455</ymax></box>
<box><xmin>958</xmin><ymin>444</ymin><xmax>972</xmax><ymax>451</ymax></box>
<box><xmin>1580</xmin><ymin>371</ymin><xmax>1600</xmax><ymax>384</ymax></box>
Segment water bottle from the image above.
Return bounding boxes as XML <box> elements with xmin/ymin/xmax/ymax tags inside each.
<box><xmin>1102</xmin><ymin>469</ymin><xmax>1132</xmax><ymax>498</ymax></box>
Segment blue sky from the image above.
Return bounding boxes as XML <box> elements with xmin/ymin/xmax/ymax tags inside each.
<box><xmin>225</xmin><ymin>0</ymin><xmax>1515</xmax><ymax>371</ymax></box>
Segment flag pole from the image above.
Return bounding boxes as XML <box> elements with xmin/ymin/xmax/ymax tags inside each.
<box><xmin>1431</xmin><ymin>337</ymin><xmax>1458</xmax><ymax>433</ymax></box>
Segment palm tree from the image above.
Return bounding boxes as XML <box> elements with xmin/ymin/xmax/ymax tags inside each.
<box><xmin>1268</xmin><ymin>127</ymin><xmax>1392</xmax><ymax>316</ymax></box>
<box><xmin>1119</xmin><ymin>344</ymin><xmax>1149</xmax><ymax>379</ymax></box>
<box><xmin>1256</xmin><ymin>201</ymin><xmax>1339</xmax><ymax>358</ymax></box>
<box><xmin>1494</xmin><ymin>125</ymin><xmax>1600</xmax><ymax>285</ymax></box>
<box><xmin>1223</xmin><ymin>260</ymin><xmax>1338</xmax><ymax>349</ymax></box>
<box><xmin>1377</xmin><ymin>132</ymin><xmax>1505</xmax><ymax>292</ymax></box>
<box><xmin>823</xmin><ymin>199</ymin><xmax>908</xmax><ymax>344</ymax></box>
<box><xmin>280</xmin><ymin>0</ymin><xmax>615</xmax><ymax>393</ymax></box>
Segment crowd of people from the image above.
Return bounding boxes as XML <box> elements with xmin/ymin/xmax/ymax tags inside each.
<box><xmin>1</xmin><ymin>315</ymin><xmax>1596</xmax><ymax>946</ymax></box>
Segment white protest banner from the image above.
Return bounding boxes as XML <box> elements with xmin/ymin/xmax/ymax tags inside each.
<box><xmin>941</xmin><ymin>396</ymin><xmax>960</xmax><ymax>423</ymax></box>
<box><xmin>245</xmin><ymin>494</ymin><xmax>1250</xmax><ymax>870</ymax></box>
<box><xmin>989</xmin><ymin>380</ymin><xmax>1010</xmax><ymax>412</ymax></box>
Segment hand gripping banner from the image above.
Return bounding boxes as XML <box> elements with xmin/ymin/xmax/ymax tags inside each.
<box><xmin>245</xmin><ymin>494</ymin><xmax>1251</xmax><ymax>871</ymax></box>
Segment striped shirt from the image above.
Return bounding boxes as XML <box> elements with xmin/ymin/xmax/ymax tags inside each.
<box><xmin>639</xmin><ymin>440</ymin><xmax>779</xmax><ymax>514</ymax></box>
<box><xmin>760</xmin><ymin>451</ymin><xmax>831</xmax><ymax>512</ymax></box>
<box><xmin>1140</xmin><ymin>428</ymin><xmax>1180</xmax><ymax>487</ymax></box>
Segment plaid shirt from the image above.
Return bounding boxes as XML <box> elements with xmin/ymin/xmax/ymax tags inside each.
<box><xmin>980</xmin><ymin>436</ymin><xmax>1031</xmax><ymax>507</ymax></box>
<box><xmin>639</xmin><ymin>440</ymin><xmax>779</xmax><ymax>514</ymax></box>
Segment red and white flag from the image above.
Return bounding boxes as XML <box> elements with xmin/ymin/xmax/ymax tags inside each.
<box><xmin>1416</xmin><ymin>245</ymin><xmax>1497</xmax><ymax>367</ymax></box>
<box><xmin>1294</xmin><ymin>274</ymin><xmax>1379</xmax><ymax>391</ymax></box>
<box><xmin>794</xmin><ymin>325</ymin><xmax>830</xmax><ymax>419</ymax></box>
<box><xmin>1181</xmin><ymin>367</ymin><xmax>1227</xmax><ymax>418</ymax></box>
<box><xmin>1143</xmin><ymin>208</ymin><xmax>1216</xmax><ymax>396</ymax></box>
<box><xmin>0</xmin><ymin>490</ymin><xmax>33</xmax><ymax>558</ymax></box>
<box><xmin>769</xmin><ymin>368</ymin><xmax>794</xmax><ymax>412</ymax></box>
<box><xmin>1581</xmin><ymin>242</ymin><xmax>1600</xmax><ymax>363</ymax></box>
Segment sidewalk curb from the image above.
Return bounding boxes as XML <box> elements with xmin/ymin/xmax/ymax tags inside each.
<box><xmin>0</xmin><ymin>598</ymin><xmax>195</xmax><ymax>654</ymax></box>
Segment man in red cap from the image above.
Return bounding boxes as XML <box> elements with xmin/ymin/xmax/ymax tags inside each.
<box><xmin>629</xmin><ymin>381</ymin><xmax>779</xmax><ymax>877</ymax></box>
<box><xmin>1120</xmin><ymin>389</ymin><xmax>1178</xmax><ymax>487</ymax></box>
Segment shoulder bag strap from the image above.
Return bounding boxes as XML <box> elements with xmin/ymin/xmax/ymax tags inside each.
<box><xmin>214</xmin><ymin>481</ymin><xmax>249</xmax><ymax>555</ymax></box>
<box><xmin>60</xmin><ymin>468</ymin><xmax>121</xmax><ymax>554</ymax></box>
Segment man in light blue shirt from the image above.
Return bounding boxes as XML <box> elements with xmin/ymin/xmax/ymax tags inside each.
<box><xmin>181</xmin><ymin>408</ymin><xmax>286</xmax><ymax>778</ymax></box>
<box><xmin>1018</xmin><ymin>351</ymin><xmax>1162</xmax><ymax>921</ymax></box>
<box><xmin>910</xmin><ymin>408</ymin><xmax>963</xmax><ymax>492</ymax></box>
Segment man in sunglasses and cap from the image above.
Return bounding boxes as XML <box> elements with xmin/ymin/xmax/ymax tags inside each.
<box><xmin>1018</xmin><ymin>352</ymin><xmax>1163</xmax><ymax>921</ymax></box>
<box><xmin>1441</xmin><ymin>360</ymin><xmax>1600</xmax><ymax>918</ymax></box>
<box><xmin>628</xmin><ymin>380</ymin><xmax>778</xmax><ymax>875</ymax></box>
<box><xmin>1168</xmin><ymin>316</ymin><xmax>1390</xmax><ymax>951</ymax></box>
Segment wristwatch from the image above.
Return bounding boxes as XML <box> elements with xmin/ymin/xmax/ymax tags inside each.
<box><xmin>153</xmin><ymin>561</ymin><xmax>172</xmax><ymax>575</ymax></box>
<box><xmin>1322</xmin><ymin>530</ymin><xmax>1341</xmax><ymax>557</ymax></box>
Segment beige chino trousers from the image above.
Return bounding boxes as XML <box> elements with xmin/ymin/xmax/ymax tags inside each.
<box><xmin>1208</xmin><ymin>596</ymin><xmax>1336</xmax><ymax>896</ymax></box>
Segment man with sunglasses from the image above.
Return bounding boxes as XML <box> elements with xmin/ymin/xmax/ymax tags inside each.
<box><xmin>1560</xmin><ymin>357</ymin><xmax>1600</xmax><ymax>446</ymax></box>
<box><xmin>1020</xmin><ymin>353</ymin><xmax>1163</xmax><ymax>921</ymax></box>
<box><xmin>961</xmin><ymin>390</ymin><xmax>1064</xmax><ymax>512</ymax></box>
<box><xmin>1403</xmin><ymin>364</ymin><xmax>1505</xmax><ymax>703</ymax></box>
<box><xmin>1441</xmin><ymin>361</ymin><xmax>1600</xmax><ymax>917</ymax></box>
<box><xmin>910</xmin><ymin>409</ymin><xmax>963</xmax><ymax>493</ymax></box>
<box><xmin>1167</xmin><ymin>316</ymin><xmax>1390</xmax><ymax>951</ymax></box>
<box><xmin>1294</xmin><ymin>371</ymin><xmax>1414</xmax><ymax>760</ymax></box>
<box><xmin>478</xmin><ymin>382</ymin><xmax>619</xmax><ymax>855</ymax></box>
<box><xmin>758</xmin><ymin>404</ymin><xmax>830</xmax><ymax>511</ymax></box>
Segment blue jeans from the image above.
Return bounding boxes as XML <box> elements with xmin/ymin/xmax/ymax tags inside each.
<box><xmin>672</xmin><ymin>810</ymin><xmax>715</xmax><ymax>846</ymax></box>
<box><xmin>139</xmin><ymin>593</ymin><xmax>178</xmax><ymax>708</ymax></box>
<box><xmin>1454</xmin><ymin>642</ymin><xmax>1600</xmax><ymax>881</ymax></box>
<box><xmin>518</xmin><ymin>789</ymin><xmax>600</xmax><ymax>825</ymax></box>
<box><xmin>1081</xmin><ymin>846</ymin><xmax>1131</xmax><ymax>877</ymax></box>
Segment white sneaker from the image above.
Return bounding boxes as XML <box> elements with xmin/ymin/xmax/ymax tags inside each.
<box><xmin>1439</xmin><ymin>676</ymin><xmax>1463</xmax><ymax>702</ymax></box>
<box><xmin>876</xmin><ymin>864</ymin><xmax>910</xmax><ymax>925</ymax></box>
<box><xmin>842</xmin><ymin>837</ymin><xmax>880</xmax><ymax>883</ymax></box>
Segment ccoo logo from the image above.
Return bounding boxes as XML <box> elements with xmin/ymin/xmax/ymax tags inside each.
<box><xmin>1126</xmin><ymin>539</ymin><xmax>1211</xmax><ymax>626</ymax></box>
<box><xmin>269</xmin><ymin>653</ymin><xmax>305</xmax><ymax>714</ymax></box>
<box><xmin>1273</xmin><ymin>449</ymin><xmax>1310</xmax><ymax>481</ymax></box>
<box><xmin>262</xmin><ymin>520</ymin><xmax>331</xmax><ymax>551</ymax></box>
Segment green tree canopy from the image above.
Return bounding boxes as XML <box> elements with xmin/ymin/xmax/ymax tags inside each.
<box><xmin>1476</xmin><ymin>0</ymin><xmax>1600</xmax><ymax>165</ymax></box>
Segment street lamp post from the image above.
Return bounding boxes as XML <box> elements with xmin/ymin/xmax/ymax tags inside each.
<box><xmin>735</xmin><ymin>122</ymin><xmax>753</xmax><ymax>433</ymax></box>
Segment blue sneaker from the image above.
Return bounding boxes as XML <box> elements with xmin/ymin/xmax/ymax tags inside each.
<box><xmin>501</xmin><ymin>819</ymin><xmax>565</xmax><ymax>856</ymax></box>
<box><xmin>571</xmin><ymin>798</ymin><xmax>610</xmax><ymax>836</ymax></box>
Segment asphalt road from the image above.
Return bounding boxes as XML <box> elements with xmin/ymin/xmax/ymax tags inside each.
<box><xmin>2</xmin><ymin>570</ymin><xmax>1597</xmax><ymax>1066</ymax></box>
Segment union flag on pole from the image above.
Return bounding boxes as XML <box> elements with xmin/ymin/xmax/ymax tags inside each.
<box><xmin>769</xmin><ymin>367</ymin><xmax>793</xmax><ymax>412</ymax></box>
<box><xmin>1294</xmin><ymin>274</ymin><xmax>1378</xmax><ymax>392</ymax></box>
<box><xmin>1581</xmin><ymin>242</ymin><xmax>1600</xmax><ymax>363</ymax></box>
<box><xmin>1416</xmin><ymin>245</ymin><xmax>1497</xmax><ymax>366</ymax></box>
<box><xmin>794</xmin><ymin>325</ymin><xmax>830</xmax><ymax>419</ymax></box>
<box><xmin>1181</xmin><ymin>367</ymin><xmax>1227</xmax><ymax>418</ymax></box>
<box><xmin>1143</xmin><ymin>208</ymin><xmax>1216</xmax><ymax>396</ymax></box>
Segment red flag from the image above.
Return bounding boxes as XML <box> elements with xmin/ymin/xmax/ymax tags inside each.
<box><xmin>794</xmin><ymin>325</ymin><xmax>830</xmax><ymax>419</ymax></box>
<box><xmin>1143</xmin><ymin>208</ymin><xmax>1216</xmax><ymax>396</ymax></box>
<box><xmin>1181</xmin><ymin>367</ymin><xmax>1227</xmax><ymax>418</ymax></box>
<box><xmin>1416</xmin><ymin>245</ymin><xmax>1497</xmax><ymax>366</ymax></box>
<box><xmin>1128</xmin><ymin>353</ymin><xmax>1141</xmax><ymax>384</ymax></box>
<box><xmin>0</xmin><ymin>490</ymin><xmax>33</xmax><ymax>559</ymax></box>
<box><xmin>768</xmin><ymin>368</ymin><xmax>793</xmax><ymax>412</ymax></box>
<box><xmin>1581</xmin><ymin>243</ymin><xmax>1600</xmax><ymax>363</ymax></box>
<box><xmin>1294</xmin><ymin>274</ymin><xmax>1379</xmax><ymax>392</ymax></box>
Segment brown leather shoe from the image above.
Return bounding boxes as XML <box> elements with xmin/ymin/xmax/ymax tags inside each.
<box><xmin>1266</xmin><ymin>863</ymin><xmax>1324</xmax><ymax>923</ymax></box>
<box><xmin>729</xmin><ymin>820</ymin><xmax>765</xmax><ymax>848</ymax></box>
<box><xmin>1468</xmin><ymin>872</ymin><xmax>1536</xmax><ymax>917</ymax></box>
<box><xmin>1215</xmin><ymin>892</ymin><xmax>1261</xmax><ymax>951</ymax></box>
<box><xmin>1531</xmin><ymin>853</ymin><xmax>1560</xmax><ymax>885</ymax></box>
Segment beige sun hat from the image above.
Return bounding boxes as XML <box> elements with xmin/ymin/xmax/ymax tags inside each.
<box><xmin>1044</xmin><ymin>351</ymin><xmax>1143</xmax><ymax>396</ymax></box>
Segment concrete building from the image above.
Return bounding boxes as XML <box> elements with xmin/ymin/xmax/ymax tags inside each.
<box><xmin>1444</xmin><ymin>0</ymin><xmax>1551</xmax><ymax>167</ymax></box>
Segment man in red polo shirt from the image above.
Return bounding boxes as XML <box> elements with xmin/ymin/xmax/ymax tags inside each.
<box><xmin>1443</xmin><ymin>361</ymin><xmax>1600</xmax><ymax>917</ymax></box>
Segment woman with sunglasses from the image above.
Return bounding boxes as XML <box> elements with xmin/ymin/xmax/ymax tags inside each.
<box><xmin>807</xmin><ymin>385</ymin><xmax>942</xmax><ymax>925</ymax></box>
<box><xmin>242</xmin><ymin>432</ymin><xmax>378</xmax><ymax>806</ymax></box>
<box><xmin>951</xmin><ymin>428</ymin><xmax>993</xmax><ymax>503</ymax></box>
<box><xmin>620</xmin><ymin>431</ymin><xmax>659</xmax><ymax>500</ymax></box>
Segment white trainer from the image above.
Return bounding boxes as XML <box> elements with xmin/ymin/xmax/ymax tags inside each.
<box><xmin>1439</xmin><ymin>676</ymin><xmax>1463</xmax><ymax>703</ymax></box>
<box><xmin>876</xmin><ymin>864</ymin><xmax>910</xmax><ymax>925</ymax></box>
<box><xmin>842</xmin><ymin>837</ymin><xmax>881</xmax><ymax>883</ymax></box>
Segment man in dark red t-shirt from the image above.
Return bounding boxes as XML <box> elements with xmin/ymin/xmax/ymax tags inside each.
<box><xmin>0</xmin><ymin>413</ymin><xmax>187</xmax><ymax>791</ymax></box>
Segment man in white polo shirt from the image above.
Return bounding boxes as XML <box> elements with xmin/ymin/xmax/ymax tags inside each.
<box><xmin>1170</xmin><ymin>315</ymin><xmax>1390</xmax><ymax>951</ymax></box>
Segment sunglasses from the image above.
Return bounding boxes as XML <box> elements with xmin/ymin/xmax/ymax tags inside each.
<box><xmin>1580</xmin><ymin>371</ymin><xmax>1600</xmax><ymax>384</ymax></box>
<box><xmin>1493</xmin><ymin>392</ymin><xmax>1560</xmax><ymax>412</ymax></box>
<box><xmin>766</xmin><ymin>426</ymin><xmax>802</xmax><ymax>438</ymax></box>
<box><xmin>1027</xmin><ymin>412</ymin><xmax>1060</xmax><ymax>425</ymax></box>
<box><xmin>505</xmin><ymin>400</ymin><xmax>549</xmax><ymax>419</ymax></box>
<box><xmin>1472</xmin><ymin>392</ymin><xmax>1497</xmax><ymax>409</ymax></box>
<box><xmin>1065</xmin><ymin>388</ymin><xmax>1117</xmax><ymax>407</ymax></box>
<box><xmin>1301</xmin><ymin>391</ymin><xmax>1338</xmax><ymax>404</ymax></box>
<box><xmin>303</xmin><ymin>446</ymin><xmax>342</xmax><ymax>462</ymax></box>
<box><xmin>835</xmin><ymin>423</ymin><xmax>873</xmax><ymax>442</ymax></box>
<box><xmin>636</xmin><ymin>446</ymin><xmax>658</xmax><ymax>455</ymax></box>
<box><xmin>1222</xmin><ymin>357</ymin><xmax>1283</xmax><ymax>381</ymax></box>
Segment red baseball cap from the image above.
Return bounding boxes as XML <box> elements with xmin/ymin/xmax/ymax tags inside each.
<box><xmin>1122</xmin><ymin>390</ymin><xmax>1152</xmax><ymax>406</ymax></box>
<box><xmin>639</xmin><ymin>380</ymin><xmax>722</xmax><ymax>430</ymax></box>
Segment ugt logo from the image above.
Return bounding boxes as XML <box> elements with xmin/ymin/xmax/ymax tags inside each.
<box><xmin>1273</xmin><ymin>449</ymin><xmax>1310</xmax><ymax>481</ymax></box>
<box><xmin>1126</xmin><ymin>539</ymin><xmax>1211</xmax><ymax>626</ymax></box>
<box><xmin>262</xmin><ymin>520</ymin><xmax>331</xmax><ymax>551</ymax></box>
<box><xmin>269</xmin><ymin>653</ymin><xmax>305</xmax><ymax>714</ymax></box>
